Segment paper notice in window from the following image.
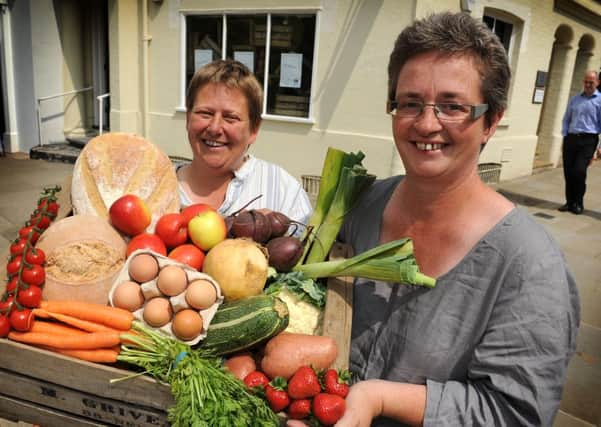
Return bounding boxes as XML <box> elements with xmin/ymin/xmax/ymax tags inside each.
<box><xmin>234</xmin><ymin>51</ymin><xmax>254</xmax><ymax>73</ymax></box>
<box><xmin>280</xmin><ymin>53</ymin><xmax>303</xmax><ymax>88</ymax></box>
<box><xmin>194</xmin><ymin>49</ymin><xmax>213</xmax><ymax>71</ymax></box>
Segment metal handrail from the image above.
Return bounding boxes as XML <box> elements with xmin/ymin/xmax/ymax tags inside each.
<box><xmin>97</xmin><ymin>93</ymin><xmax>110</xmax><ymax>135</ymax></box>
<box><xmin>36</xmin><ymin>86</ymin><xmax>93</xmax><ymax>146</ymax></box>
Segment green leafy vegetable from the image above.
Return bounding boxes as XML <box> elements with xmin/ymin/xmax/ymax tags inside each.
<box><xmin>114</xmin><ymin>322</ymin><xmax>279</xmax><ymax>427</ymax></box>
<box><xmin>264</xmin><ymin>271</ymin><xmax>327</xmax><ymax>308</ymax></box>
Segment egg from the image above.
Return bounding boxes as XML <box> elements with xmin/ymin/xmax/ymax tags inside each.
<box><xmin>128</xmin><ymin>253</ymin><xmax>159</xmax><ymax>283</ymax></box>
<box><xmin>143</xmin><ymin>297</ymin><xmax>173</xmax><ymax>327</ymax></box>
<box><xmin>172</xmin><ymin>309</ymin><xmax>203</xmax><ymax>341</ymax></box>
<box><xmin>112</xmin><ymin>280</ymin><xmax>145</xmax><ymax>312</ymax></box>
<box><xmin>185</xmin><ymin>279</ymin><xmax>217</xmax><ymax>310</ymax></box>
<box><xmin>157</xmin><ymin>265</ymin><xmax>188</xmax><ymax>296</ymax></box>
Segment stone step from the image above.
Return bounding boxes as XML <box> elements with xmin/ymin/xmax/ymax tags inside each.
<box><xmin>29</xmin><ymin>142</ymin><xmax>81</xmax><ymax>164</ymax></box>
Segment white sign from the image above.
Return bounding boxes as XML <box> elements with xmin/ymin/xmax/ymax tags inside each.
<box><xmin>194</xmin><ymin>49</ymin><xmax>213</xmax><ymax>71</ymax></box>
<box><xmin>234</xmin><ymin>51</ymin><xmax>254</xmax><ymax>73</ymax></box>
<box><xmin>533</xmin><ymin>87</ymin><xmax>545</xmax><ymax>104</ymax></box>
<box><xmin>280</xmin><ymin>53</ymin><xmax>303</xmax><ymax>88</ymax></box>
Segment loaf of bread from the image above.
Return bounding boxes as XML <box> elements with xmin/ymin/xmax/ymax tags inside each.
<box><xmin>35</xmin><ymin>215</ymin><xmax>127</xmax><ymax>305</ymax></box>
<box><xmin>71</xmin><ymin>132</ymin><xmax>180</xmax><ymax>233</ymax></box>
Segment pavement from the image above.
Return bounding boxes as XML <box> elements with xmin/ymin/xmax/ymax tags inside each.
<box><xmin>0</xmin><ymin>154</ymin><xmax>600</xmax><ymax>427</ymax></box>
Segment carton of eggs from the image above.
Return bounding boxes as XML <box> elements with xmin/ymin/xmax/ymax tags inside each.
<box><xmin>108</xmin><ymin>249</ymin><xmax>223</xmax><ymax>345</ymax></box>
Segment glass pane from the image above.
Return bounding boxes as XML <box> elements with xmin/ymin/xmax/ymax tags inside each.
<box><xmin>226</xmin><ymin>15</ymin><xmax>267</xmax><ymax>86</ymax></box>
<box><xmin>496</xmin><ymin>20</ymin><xmax>513</xmax><ymax>51</ymax></box>
<box><xmin>186</xmin><ymin>16</ymin><xmax>222</xmax><ymax>88</ymax></box>
<box><xmin>266</xmin><ymin>14</ymin><xmax>316</xmax><ymax>118</ymax></box>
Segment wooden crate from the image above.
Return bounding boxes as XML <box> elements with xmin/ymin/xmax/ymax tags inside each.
<box><xmin>0</xmin><ymin>176</ymin><xmax>354</xmax><ymax>425</ymax></box>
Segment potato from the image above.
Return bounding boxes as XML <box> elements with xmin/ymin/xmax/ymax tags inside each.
<box><xmin>224</xmin><ymin>352</ymin><xmax>257</xmax><ymax>381</ymax></box>
<box><xmin>260</xmin><ymin>333</ymin><xmax>338</xmax><ymax>379</ymax></box>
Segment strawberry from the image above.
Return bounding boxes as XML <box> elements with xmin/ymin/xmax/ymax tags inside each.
<box><xmin>322</xmin><ymin>369</ymin><xmax>350</xmax><ymax>398</ymax></box>
<box><xmin>243</xmin><ymin>371</ymin><xmax>270</xmax><ymax>390</ymax></box>
<box><xmin>287</xmin><ymin>399</ymin><xmax>312</xmax><ymax>420</ymax></box>
<box><xmin>288</xmin><ymin>365</ymin><xmax>321</xmax><ymax>399</ymax></box>
<box><xmin>265</xmin><ymin>377</ymin><xmax>290</xmax><ymax>413</ymax></box>
<box><xmin>313</xmin><ymin>393</ymin><xmax>346</xmax><ymax>426</ymax></box>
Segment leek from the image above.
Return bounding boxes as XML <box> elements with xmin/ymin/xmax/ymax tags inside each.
<box><xmin>294</xmin><ymin>239</ymin><xmax>436</xmax><ymax>288</ymax></box>
<box><xmin>301</xmin><ymin>150</ymin><xmax>375</xmax><ymax>265</ymax></box>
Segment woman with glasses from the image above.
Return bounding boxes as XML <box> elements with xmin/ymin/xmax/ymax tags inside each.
<box><xmin>329</xmin><ymin>12</ymin><xmax>579</xmax><ymax>427</ymax></box>
<box><xmin>177</xmin><ymin>59</ymin><xmax>312</xmax><ymax>225</ymax></box>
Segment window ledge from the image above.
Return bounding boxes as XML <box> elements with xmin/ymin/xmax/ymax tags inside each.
<box><xmin>262</xmin><ymin>114</ymin><xmax>315</xmax><ymax>125</ymax></box>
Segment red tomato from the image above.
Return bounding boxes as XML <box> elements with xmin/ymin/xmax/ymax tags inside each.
<box><xmin>25</xmin><ymin>247</ymin><xmax>46</xmax><ymax>265</ymax></box>
<box><xmin>168</xmin><ymin>244</ymin><xmax>205</xmax><ymax>270</ymax></box>
<box><xmin>17</xmin><ymin>286</ymin><xmax>43</xmax><ymax>308</ymax></box>
<box><xmin>29</xmin><ymin>212</ymin><xmax>51</xmax><ymax>229</ymax></box>
<box><xmin>126</xmin><ymin>233</ymin><xmax>167</xmax><ymax>257</ymax></box>
<box><xmin>19</xmin><ymin>226</ymin><xmax>40</xmax><ymax>244</ymax></box>
<box><xmin>6</xmin><ymin>277</ymin><xmax>19</xmax><ymax>292</ymax></box>
<box><xmin>0</xmin><ymin>315</ymin><xmax>10</xmax><ymax>338</ymax></box>
<box><xmin>6</xmin><ymin>255</ymin><xmax>23</xmax><ymax>276</ymax></box>
<box><xmin>21</xmin><ymin>264</ymin><xmax>45</xmax><ymax>287</ymax></box>
<box><xmin>9</xmin><ymin>308</ymin><xmax>34</xmax><ymax>332</ymax></box>
<box><xmin>0</xmin><ymin>295</ymin><xmax>15</xmax><ymax>315</ymax></box>
<box><xmin>9</xmin><ymin>238</ymin><xmax>28</xmax><ymax>256</ymax></box>
<box><xmin>38</xmin><ymin>198</ymin><xmax>59</xmax><ymax>216</ymax></box>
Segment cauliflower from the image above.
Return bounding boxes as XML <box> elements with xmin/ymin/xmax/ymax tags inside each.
<box><xmin>276</xmin><ymin>288</ymin><xmax>324</xmax><ymax>335</ymax></box>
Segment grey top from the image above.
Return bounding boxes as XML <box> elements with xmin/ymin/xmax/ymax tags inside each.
<box><xmin>338</xmin><ymin>176</ymin><xmax>580</xmax><ymax>427</ymax></box>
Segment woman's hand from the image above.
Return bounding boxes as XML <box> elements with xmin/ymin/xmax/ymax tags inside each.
<box><xmin>333</xmin><ymin>380</ymin><xmax>380</xmax><ymax>427</ymax></box>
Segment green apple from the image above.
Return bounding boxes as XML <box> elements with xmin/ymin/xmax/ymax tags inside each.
<box><xmin>188</xmin><ymin>210</ymin><xmax>227</xmax><ymax>251</ymax></box>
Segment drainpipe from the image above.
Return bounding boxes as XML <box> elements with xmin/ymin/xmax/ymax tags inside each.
<box><xmin>1</xmin><ymin>4</ymin><xmax>18</xmax><ymax>151</ymax></box>
<box><xmin>142</xmin><ymin>0</ymin><xmax>151</xmax><ymax>137</ymax></box>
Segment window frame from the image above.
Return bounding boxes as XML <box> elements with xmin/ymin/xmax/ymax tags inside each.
<box><xmin>178</xmin><ymin>9</ymin><xmax>321</xmax><ymax>124</ymax></box>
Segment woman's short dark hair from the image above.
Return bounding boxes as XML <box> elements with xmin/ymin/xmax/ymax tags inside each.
<box><xmin>186</xmin><ymin>59</ymin><xmax>263</xmax><ymax>132</ymax></box>
<box><xmin>388</xmin><ymin>12</ymin><xmax>511</xmax><ymax>124</ymax></box>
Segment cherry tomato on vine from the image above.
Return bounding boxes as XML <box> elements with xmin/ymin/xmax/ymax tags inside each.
<box><xmin>25</xmin><ymin>247</ymin><xmax>45</xmax><ymax>265</ymax></box>
<box><xmin>9</xmin><ymin>238</ymin><xmax>28</xmax><ymax>256</ymax></box>
<box><xmin>6</xmin><ymin>276</ymin><xmax>19</xmax><ymax>293</ymax></box>
<box><xmin>0</xmin><ymin>295</ymin><xmax>15</xmax><ymax>315</ymax></box>
<box><xmin>19</xmin><ymin>226</ymin><xmax>40</xmax><ymax>244</ymax></box>
<box><xmin>6</xmin><ymin>255</ymin><xmax>23</xmax><ymax>276</ymax></box>
<box><xmin>21</xmin><ymin>264</ymin><xmax>45</xmax><ymax>287</ymax></box>
<box><xmin>0</xmin><ymin>315</ymin><xmax>10</xmax><ymax>337</ymax></box>
<box><xmin>9</xmin><ymin>308</ymin><xmax>34</xmax><ymax>332</ymax></box>
<box><xmin>29</xmin><ymin>212</ymin><xmax>51</xmax><ymax>230</ymax></box>
<box><xmin>38</xmin><ymin>198</ymin><xmax>59</xmax><ymax>216</ymax></box>
<box><xmin>17</xmin><ymin>286</ymin><xmax>42</xmax><ymax>308</ymax></box>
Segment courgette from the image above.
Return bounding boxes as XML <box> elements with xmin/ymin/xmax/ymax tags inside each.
<box><xmin>199</xmin><ymin>294</ymin><xmax>289</xmax><ymax>356</ymax></box>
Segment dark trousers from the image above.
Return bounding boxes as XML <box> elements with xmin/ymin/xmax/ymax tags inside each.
<box><xmin>562</xmin><ymin>133</ymin><xmax>599</xmax><ymax>206</ymax></box>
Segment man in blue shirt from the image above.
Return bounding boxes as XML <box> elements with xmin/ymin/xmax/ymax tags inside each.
<box><xmin>559</xmin><ymin>70</ymin><xmax>601</xmax><ymax>214</ymax></box>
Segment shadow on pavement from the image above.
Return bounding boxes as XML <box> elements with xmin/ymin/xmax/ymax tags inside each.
<box><xmin>497</xmin><ymin>189</ymin><xmax>601</xmax><ymax>221</ymax></box>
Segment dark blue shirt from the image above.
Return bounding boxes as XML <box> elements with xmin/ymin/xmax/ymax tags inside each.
<box><xmin>562</xmin><ymin>89</ymin><xmax>601</xmax><ymax>136</ymax></box>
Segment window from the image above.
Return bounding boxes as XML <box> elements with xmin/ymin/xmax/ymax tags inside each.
<box><xmin>483</xmin><ymin>15</ymin><xmax>513</xmax><ymax>53</ymax></box>
<box><xmin>183</xmin><ymin>12</ymin><xmax>318</xmax><ymax>121</ymax></box>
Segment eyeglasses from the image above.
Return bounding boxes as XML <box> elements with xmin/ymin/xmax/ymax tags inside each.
<box><xmin>387</xmin><ymin>100</ymin><xmax>489</xmax><ymax>122</ymax></box>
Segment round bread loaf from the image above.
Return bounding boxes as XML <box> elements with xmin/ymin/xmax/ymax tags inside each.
<box><xmin>35</xmin><ymin>215</ymin><xmax>127</xmax><ymax>305</ymax></box>
<box><xmin>71</xmin><ymin>132</ymin><xmax>180</xmax><ymax>233</ymax></box>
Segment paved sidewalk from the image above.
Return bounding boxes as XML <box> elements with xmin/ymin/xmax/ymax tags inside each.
<box><xmin>0</xmin><ymin>155</ymin><xmax>600</xmax><ymax>426</ymax></box>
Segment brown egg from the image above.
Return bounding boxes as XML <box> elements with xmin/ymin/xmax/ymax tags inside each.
<box><xmin>128</xmin><ymin>253</ymin><xmax>159</xmax><ymax>283</ymax></box>
<box><xmin>157</xmin><ymin>265</ymin><xmax>188</xmax><ymax>296</ymax></box>
<box><xmin>112</xmin><ymin>280</ymin><xmax>145</xmax><ymax>312</ymax></box>
<box><xmin>172</xmin><ymin>309</ymin><xmax>203</xmax><ymax>341</ymax></box>
<box><xmin>143</xmin><ymin>297</ymin><xmax>173</xmax><ymax>327</ymax></box>
<box><xmin>185</xmin><ymin>279</ymin><xmax>217</xmax><ymax>310</ymax></box>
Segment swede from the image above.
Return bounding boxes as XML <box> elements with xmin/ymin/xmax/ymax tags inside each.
<box><xmin>202</xmin><ymin>238</ymin><xmax>269</xmax><ymax>301</ymax></box>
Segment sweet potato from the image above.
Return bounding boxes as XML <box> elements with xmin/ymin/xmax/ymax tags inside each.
<box><xmin>260</xmin><ymin>332</ymin><xmax>338</xmax><ymax>379</ymax></box>
<box><xmin>224</xmin><ymin>351</ymin><xmax>257</xmax><ymax>381</ymax></box>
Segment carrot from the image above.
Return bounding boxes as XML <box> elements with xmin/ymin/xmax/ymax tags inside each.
<box><xmin>37</xmin><ymin>346</ymin><xmax>120</xmax><ymax>364</ymax></box>
<box><xmin>8</xmin><ymin>330</ymin><xmax>121</xmax><ymax>350</ymax></box>
<box><xmin>30</xmin><ymin>320</ymin><xmax>88</xmax><ymax>336</ymax></box>
<box><xmin>34</xmin><ymin>308</ymin><xmax>118</xmax><ymax>333</ymax></box>
<box><xmin>40</xmin><ymin>300</ymin><xmax>134</xmax><ymax>331</ymax></box>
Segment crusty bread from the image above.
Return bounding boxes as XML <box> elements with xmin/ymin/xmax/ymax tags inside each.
<box><xmin>35</xmin><ymin>215</ymin><xmax>127</xmax><ymax>305</ymax></box>
<box><xmin>71</xmin><ymin>132</ymin><xmax>180</xmax><ymax>233</ymax></box>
